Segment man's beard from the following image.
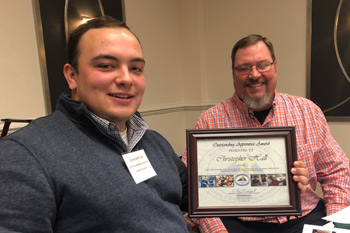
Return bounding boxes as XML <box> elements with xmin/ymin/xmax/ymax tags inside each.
<box><xmin>242</xmin><ymin>91</ymin><xmax>274</xmax><ymax>111</ymax></box>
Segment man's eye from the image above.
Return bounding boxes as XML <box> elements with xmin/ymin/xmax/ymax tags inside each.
<box><xmin>257</xmin><ymin>64</ymin><xmax>269</xmax><ymax>69</ymax></box>
<box><xmin>97</xmin><ymin>64</ymin><xmax>112</xmax><ymax>69</ymax></box>
<box><xmin>131</xmin><ymin>66</ymin><xmax>143</xmax><ymax>73</ymax></box>
<box><xmin>237</xmin><ymin>67</ymin><xmax>250</xmax><ymax>71</ymax></box>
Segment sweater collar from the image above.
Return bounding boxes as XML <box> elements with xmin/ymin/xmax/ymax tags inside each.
<box><xmin>56</xmin><ymin>93</ymin><xmax>148</xmax><ymax>151</ymax></box>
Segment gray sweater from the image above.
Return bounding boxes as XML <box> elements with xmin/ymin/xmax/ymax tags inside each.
<box><xmin>0</xmin><ymin>94</ymin><xmax>189</xmax><ymax>233</ymax></box>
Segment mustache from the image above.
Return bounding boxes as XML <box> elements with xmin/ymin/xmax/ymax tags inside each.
<box><xmin>245</xmin><ymin>78</ymin><xmax>264</xmax><ymax>86</ymax></box>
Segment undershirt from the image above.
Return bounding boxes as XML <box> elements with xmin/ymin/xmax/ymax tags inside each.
<box><xmin>253</xmin><ymin>107</ymin><xmax>272</xmax><ymax>125</ymax></box>
<box><xmin>120</xmin><ymin>129</ymin><xmax>128</xmax><ymax>146</ymax></box>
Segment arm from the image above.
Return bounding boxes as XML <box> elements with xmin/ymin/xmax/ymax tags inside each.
<box><xmin>181</xmin><ymin>150</ymin><xmax>228</xmax><ymax>233</ymax></box>
<box><xmin>0</xmin><ymin>139</ymin><xmax>56</xmax><ymax>232</ymax></box>
<box><xmin>313</xmin><ymin>106</ymin><xmax>350</xmax><ymax>215</ymax></box>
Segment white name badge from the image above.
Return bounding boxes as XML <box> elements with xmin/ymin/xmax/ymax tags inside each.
<box><xmin>122</xmin><ymin>149</ymin><xmax>157</xmax><ymax>184</ymax></box>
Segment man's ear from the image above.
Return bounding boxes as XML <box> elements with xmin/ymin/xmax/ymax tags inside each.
<box><xmin>273</xmin><ymin>60</ymin><xmax>278</xmax><ymax>73</ymax></box>
<box><xmin>63</xmin><ymin>63</ymin><xmax>77</xmax><ymax>91</ymax></box>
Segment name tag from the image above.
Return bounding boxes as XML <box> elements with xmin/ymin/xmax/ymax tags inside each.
<box><xmin>122</xmin><ymin>149</ymin><xmax>157</xmax><ymax>184</ymax></box>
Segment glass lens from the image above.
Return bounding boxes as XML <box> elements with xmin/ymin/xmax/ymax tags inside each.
<box><xmin>235</xmin><ymin>65</ymin><xmax>251</xmax><ymax>74</ymax></box>
<box><xmin>257</xmin><ymin>63</ymin><xmax>272</xmax><ymax>72</ymax></box>
<box><xmin>235</xmin><ymin>62</ymin><xmax>273</xmax><ymax>74</ymax></box>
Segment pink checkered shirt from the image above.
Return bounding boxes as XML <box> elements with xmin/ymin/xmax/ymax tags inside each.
<box><xmin>183</xmin><ymin>92</ymin><xmax>350</xmax><ymax>231</ymax></box>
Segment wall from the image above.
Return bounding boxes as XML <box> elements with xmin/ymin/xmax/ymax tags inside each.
<box><xmin>1</xmin><ymin>0</ymin><xmax>349</xmax><ymax>159</ymax></box>
<box><xmin>124</xmin><ymin>0</ymin><xmax>350</xmax><ymax>157</ymax></box>
<box><xmin>0</xmin><ymin>0</ymin><xmax>46</xmax><ymax>121</ymax></box>
<box><xmin>202</xmin><ymin>0</ymin><xmax>308</xmax><ymax>100</ymax></box>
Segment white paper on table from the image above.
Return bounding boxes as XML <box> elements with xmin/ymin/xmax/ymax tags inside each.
<box><xmin>323</xmin><ymin>206</ymin><xmax>350</xmax><ymax>224</ymax></box>
<box><xmin>303</xmin><ymin>223</ymin><xmax>350</xmax><ymax>233</ymax></box>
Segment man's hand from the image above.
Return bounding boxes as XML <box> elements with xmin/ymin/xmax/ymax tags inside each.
<box><xmin>291</xmin><ymin>161</ymin><xmax>309</xmax><ymax>193</ymax></box>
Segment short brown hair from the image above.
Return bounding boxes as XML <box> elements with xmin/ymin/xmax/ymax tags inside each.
<box><xmin>231</xmin><ymin>34</ymin><xmax>276</xmax><ymax>68</ymax></box>
<box><xmin>66</xmin><ymin>15</ymin><xmax>137</xmax><ymax>73</ymax></box>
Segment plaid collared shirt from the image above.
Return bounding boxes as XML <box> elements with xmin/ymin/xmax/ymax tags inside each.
<box><xmin>182</xmin><ymin>92</ymin><xmax>350</xmax><ymax>231</ymax></box>
<box><xmin>90</xmin><ymin>112</ymin><xmax>148</xmax><ymax>152</ymax></box>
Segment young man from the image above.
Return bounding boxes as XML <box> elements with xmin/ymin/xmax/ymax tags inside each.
<box><xmin>183</xmin><ymin>34</ymin><xmax>349</xmax><ymax>233</ymax></box>
<box><xmin>0</xmin><ymin>16</ymin><xmax>189</xmax><ymax>232</ymax></box>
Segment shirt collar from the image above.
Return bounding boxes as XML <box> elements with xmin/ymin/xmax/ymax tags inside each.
<box><xmin>90</xmin><ymin>112</ymin><xmax>148</xmax><ymax>152</ymax></box>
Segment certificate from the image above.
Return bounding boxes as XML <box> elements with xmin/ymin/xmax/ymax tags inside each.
<box><xmin>186</xmin><ymin>127</ymin><xmax>301</xmax><ymax>217</ymax></box>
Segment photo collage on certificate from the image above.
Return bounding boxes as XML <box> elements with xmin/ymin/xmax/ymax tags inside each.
<box><xmin>198</xmin><ymin>173</ymin><xmax>287</xmax><ymax>188</ymax></box>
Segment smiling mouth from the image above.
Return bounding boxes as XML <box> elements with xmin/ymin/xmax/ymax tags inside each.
<box><xmin>247</xmin><ymin>82</ymin><xmax>264</xmax><ymax>88</ymax></box>
<box><xmin>108</xmin><ymin>94</ymin><xmax>132</xmax><ymax>99</ymax></box>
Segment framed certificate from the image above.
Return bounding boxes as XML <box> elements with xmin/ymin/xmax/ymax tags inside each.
<box><xmin>186</xmin><ymin>127</ymin><xmax>301</xmax><ymax>217</ymax></box>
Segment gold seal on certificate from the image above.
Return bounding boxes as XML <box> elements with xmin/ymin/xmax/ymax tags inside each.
<box><xmin>186</xmin><ymin>127</ymin><xmax>301</xmax><ymax>217</ymax></box>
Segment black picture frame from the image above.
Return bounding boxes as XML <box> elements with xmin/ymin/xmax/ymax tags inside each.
<box><xmin>309</xmin><ymin>0</ymin><xmax>350</xmax><ymax>120</ymax></box>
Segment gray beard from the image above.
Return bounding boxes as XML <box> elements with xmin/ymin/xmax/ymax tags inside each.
<box><xmin>242</xmin><ymin>92</ymin><xmax>273</xmax><ymax>111</ymax></box>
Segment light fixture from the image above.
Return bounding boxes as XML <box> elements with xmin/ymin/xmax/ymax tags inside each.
<box><xmin>80</xmin><ymin>15</ymin><xmax>94</xmax><ymax>24</ymax></box>
<box><xmin>64</xmin><ymin>0</ymin><xmax>104</xmax><ymax>42</ymax></box>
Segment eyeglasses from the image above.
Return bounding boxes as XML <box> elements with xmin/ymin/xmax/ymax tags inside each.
<box><xmin>234</xmin><ymin>62</ymin><xmax>274</xmax><ymax>75</ymax></box>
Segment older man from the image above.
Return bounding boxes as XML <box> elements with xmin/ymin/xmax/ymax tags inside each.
<box><xmin>183</xmin><ymin>34</ymin><xmax>349</xmax><ymax>233</ymax></box>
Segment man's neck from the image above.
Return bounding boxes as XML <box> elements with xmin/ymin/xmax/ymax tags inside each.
<box><xmin>253</xmin><ymin>107</ymin><xmax>272</xmax><ymax>125</ymax></box>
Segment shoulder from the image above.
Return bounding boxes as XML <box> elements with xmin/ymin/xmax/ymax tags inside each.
<box><xmin>7</xmin><ymin>112</ymin><xmax>72</xmax><ymax>141</ymax></box>
<box><xmin>194</xmin><ymin>97</ymin><xmax>235</xmax><ymax>129</ymax></box>
<box><xmin>275</xmin><ymin>93</ymin><xmax>327</xmax><ymax>124</ymax></box>
<box><xmin>142</xmin><ymin>129</ymin><xmax>184</xmax><ymax>167</ymax></box>
<box><xmin>276</xmin><ymin>92</ymin><xmax>322</xmax><ymax>111</ymax></box>
<box><xmin>3</xmin><ymin>111</ymin><xmax>93</xmax><ymax>158</ymax></box>
<box><xmin>212</xmin><ymin>97</ymin><xmax>234</xmax><ymax>110</ymax></box>
<box><xmin>277</xmin><ymin>92</ymin><xmax>311</xmax><ymax>103</ymax></box>
<box><xmin>144</xmin><ymin>129</ymin><xmax>165</xmax><ymax>139</ymax></box>
<box><xmin>143</xmin><ymin>129</ymin><xmax>173</xmax><ymax>148</ymax></box>
<box><xmin>200</xmin><ymin>97</ymin><xmax>233</xmax><ymax>117</ymax></box>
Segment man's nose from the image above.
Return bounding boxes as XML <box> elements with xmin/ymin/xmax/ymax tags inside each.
<box><xmin>116</xmin><ymin>66</ymin><xmax>133</xmax><ymax>86</ymax></box>
<box><xmin>249</xmin><ymin>65</ymin><xmax>261</xmax><ymax>78</ymax></box>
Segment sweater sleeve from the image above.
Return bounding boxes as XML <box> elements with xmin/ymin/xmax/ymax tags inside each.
<box><xmin>175</xmin><ymin>153</ymin><xmax>189</xmax><ymax>212</ymax></box>
<box><xmin>181</xmin><ymin>150</ymin><xmax>227</xmax><ymax>233</ymax></box>
<box><xmin>0</xmin><ymin>138</ymin><xmax>56</xmax><ymax>232</ymax></box>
